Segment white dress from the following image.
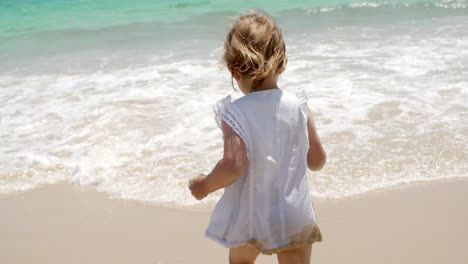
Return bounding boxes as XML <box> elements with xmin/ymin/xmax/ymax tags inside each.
<box><xmin>205</xmin><ymin>88</ymin><xmax>322</xmax><ymax>254</ymax></box>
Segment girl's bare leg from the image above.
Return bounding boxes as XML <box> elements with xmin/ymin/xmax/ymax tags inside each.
<box><xmin>277</xmin><ymin>243</ymin><xmax>312</xmax><ymax>264</ymax></box>
<box><xmin>229</xmin><ymin>245</ymin><xmax>260</xmax><ymax>264</ymax></box>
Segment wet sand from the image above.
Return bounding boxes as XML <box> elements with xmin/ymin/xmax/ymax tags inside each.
<box><xmin>1</xmin><ymin>178</ymin><xmax>467</xmax><ymax>264</ymax></box>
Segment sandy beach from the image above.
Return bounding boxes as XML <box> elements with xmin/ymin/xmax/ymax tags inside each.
<box><xmin>1</xmin><ymin>1</ymin><xmax>467</xmax><ymax>263</ymax></box>
<box><xmin>1</xmin><ymin>178</ymin><xmax>467</xmax><ymax>264</ymax></box>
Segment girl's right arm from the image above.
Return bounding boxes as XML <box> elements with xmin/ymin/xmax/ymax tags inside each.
<box><xmin>306</xmin><ymin>105</ymin><xmax>326</xmax><ymax>171</ymax></box>
<box><xmin>189</xmin><ymin>121</ymin><xmax>248</xmax><ymax>200</ymax></box>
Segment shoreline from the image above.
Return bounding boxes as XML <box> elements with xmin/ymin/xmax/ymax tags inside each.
<box><xmin>1</xmin><ymin>178</ymin><xmax>467</xmax><ymax>263</ymax></box>
<box><xmin>1</xmin><ymin>176</ymin><xmax>466</xmax><ymax>210</ymax></box>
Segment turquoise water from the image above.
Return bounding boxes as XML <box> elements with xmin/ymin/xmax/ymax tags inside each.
<box><xmin>1</xmin><ymin>0</ymin><xmax>467</xmax><ymax>73</ymax></box>
<box><xmin>0</xmin><ymin>0</ymin><xmax>467</xmax><ymax>205</ymax></box>
<box><xmin>1</xmin><ymin>0</ymin><xmax>467</xmax><ymax>38</ymax></box>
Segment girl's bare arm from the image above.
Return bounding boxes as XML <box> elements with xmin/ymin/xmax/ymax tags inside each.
<box><xmin>189</xmin><ymin>121</ymin><xmax>248</xmax><ymax>200</ymax></box>
<box><xmin>306</xmin><ymin>105</ymin><xmax>326</xmax><ymax>171</ymax></box>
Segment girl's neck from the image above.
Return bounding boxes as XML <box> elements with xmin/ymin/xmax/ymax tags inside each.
<box><xmin>249</xmin><ymin>75</ymin><xmax>279</xmax><ymax>93</ymax></box>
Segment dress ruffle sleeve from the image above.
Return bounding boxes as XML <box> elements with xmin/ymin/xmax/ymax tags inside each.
<box><xmin>213</xmin><ymin>95</ymin><xmax>248</xmax><ymax>145</ymax></box>
<box><xmin>293</xmin><ymin>88</ymin><xmax>308</xmax><ymax>104</ymax></box>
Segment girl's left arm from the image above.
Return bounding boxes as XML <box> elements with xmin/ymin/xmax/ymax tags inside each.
<box><xmin>189</xmin><ymin>121</ymin><xmax>248</xmax><ymax>200</ymax></box>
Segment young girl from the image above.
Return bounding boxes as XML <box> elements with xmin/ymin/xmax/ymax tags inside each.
<box><xmin>189</xmin><ymin>11</ymin><xmax>326</xmax><ymax>264</ymax></box>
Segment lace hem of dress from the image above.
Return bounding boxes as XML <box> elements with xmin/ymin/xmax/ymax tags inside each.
<box><xmin>245</xmin><ymin>222</ymin><xmax>323</xmax><ymax>255</ymax></box>
<box><xmin>212</xmin><ymin>95</ymin><xmax>248</xmax><ymax>144</ymax></box>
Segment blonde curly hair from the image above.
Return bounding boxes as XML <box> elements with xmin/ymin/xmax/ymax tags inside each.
<box><xmin>223</xmin><ymin>12</ymin><xmax>287</xmax><ymax>91</ymax></box>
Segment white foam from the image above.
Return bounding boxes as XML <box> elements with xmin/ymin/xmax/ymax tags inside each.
<box><xmin>1</xmin><ymin>15</ymin><xmax>467</xmax><ymax>206</ymax></box>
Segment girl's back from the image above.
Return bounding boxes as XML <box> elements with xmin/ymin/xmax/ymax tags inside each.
<box><xmin>206</xmin><ymin>88</ymin><xmax>322</xmax><ymax>254</ymax></box>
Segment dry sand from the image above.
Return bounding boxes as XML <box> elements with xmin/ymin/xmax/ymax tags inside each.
<box><xmin>1</xmin><ymin>178</ymin><xmax>467</xmax><ymax>264</ymax></box>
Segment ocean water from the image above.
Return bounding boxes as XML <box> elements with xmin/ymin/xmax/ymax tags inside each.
<box><xmin>0</xmin><ymin>0</ymin><xmax>467</xmax><ymax>206</ymax></box>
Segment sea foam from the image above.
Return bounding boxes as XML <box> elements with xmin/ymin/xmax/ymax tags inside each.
<box><xmin>0</xmin><ymin>1</ymin><xmax>467</xmax><ymax>206</ymax></box>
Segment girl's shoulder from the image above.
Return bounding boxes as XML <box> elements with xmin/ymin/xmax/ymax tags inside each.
<box><xmin>212</xmin><ymin>94</ymin><xmax>248</xmax><ymax>143</ymax></box>
<box><xmin>213</xmin><ymin>87</ymin><xmax>308</xmax><ymax>118</ymax></box>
